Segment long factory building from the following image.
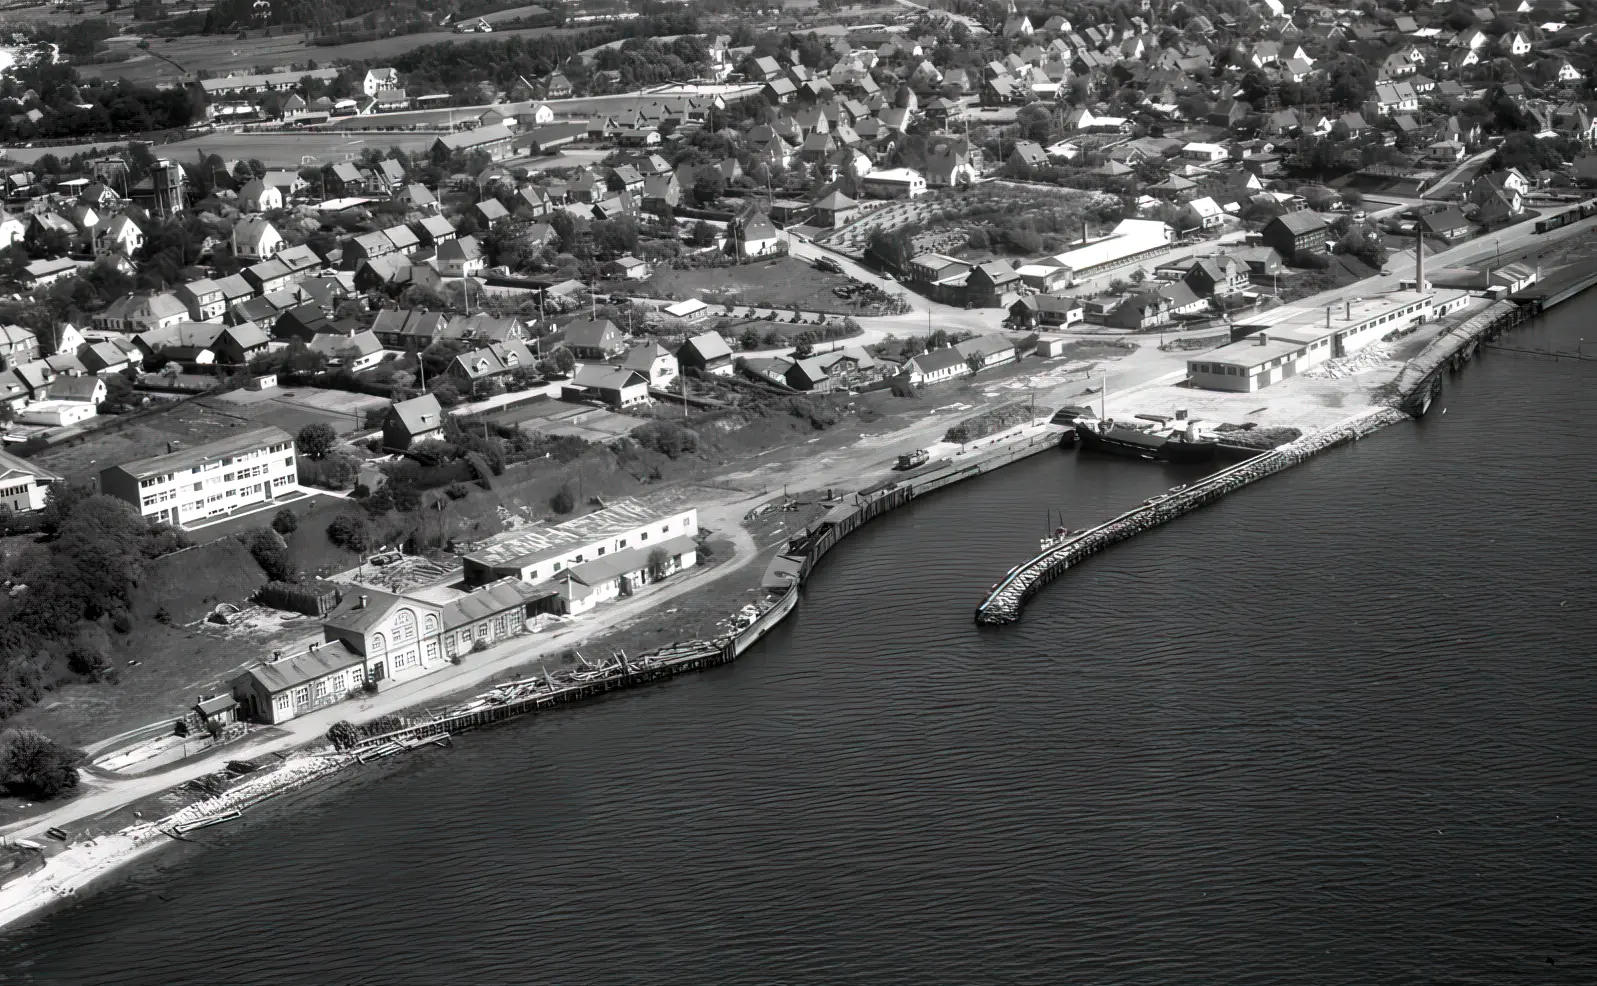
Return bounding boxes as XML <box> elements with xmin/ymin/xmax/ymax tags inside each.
<box><xmin>1185</xmin><ymin>289</ymin><xmax>1469</xmax><ymax>393</ymax></box>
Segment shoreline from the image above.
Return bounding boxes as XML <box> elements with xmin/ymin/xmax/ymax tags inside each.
<box><xmin>0</xmin><ymin>284</ymin><xmax>1571</xmax><ymax>935</ymax></box>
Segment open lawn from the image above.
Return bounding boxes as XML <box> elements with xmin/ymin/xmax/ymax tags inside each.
<box><xmin>77</xmin><ymin>26</ymin><xmax>578</xmax><ymax>88</ymax></box>
<box><xmin>210</xmin><ymin>385</ymin><xmax>389</xmax><ymax>435</ymax></box>
<box><xmin>637</xmin><ymin>256</ymin><xmax>859</xmax><ymax>312</ymax></box>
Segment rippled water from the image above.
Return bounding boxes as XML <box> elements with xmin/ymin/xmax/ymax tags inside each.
<box><xmin>6</xmin><ymin>307</ymin><xmax>1597</xmax><ymax>984</ymax></box>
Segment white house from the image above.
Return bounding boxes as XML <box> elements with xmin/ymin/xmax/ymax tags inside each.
<box><xmin>858</xmin><ymin>167</ymin><xmax>927</xmax><ymax>199</ymax></box>
<box><xmin>238</xmin><ymin>178</ymin><xmax>283</xmax><ymax>213</ymax></box>
<box><xmin>1181</xmin><ymin>142</ymin><xmax>1229</xmax><ymax>163</ymax></box>
<box><xmin>232</xmin><ymin>217</ymin><xmax>283</xmax><ymax>260</ymax></box>
<box><xmin>363</xmin><ymin>68</ymin><xmax>400</xmax><ymax>97</ymax></box>
<box><xmin>94</xmin><ymin>214</ymin><xmax>144</xmax><ymax>258</ymax></box>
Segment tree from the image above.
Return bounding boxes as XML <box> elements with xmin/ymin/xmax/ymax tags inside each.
<box><xmin>271</xmin><ymin>507</ymin><xmax>298</xmax><ymax>535</ymax></box>
<box><xmin>966</xmin><ymin>353</ymin><xmax>986</xmax><ymax>375</ymax></box>
<box><xmin>690</xmin><ymin>219</ymin><xmax>716</xmax><ymax>247</ymax></box>
<box><xmin>326</xmin><ymin>513</ymin><xmax>372</xmax><ymax>553</ymax></box>
<box><xmin>39</xmin><ymin>482</ymin><xmax>91</xmax><ymax>535</ymax></box>
<box><xmin>243</xmin><ymin>527</ymin><xmax>291</xmax><ymax>581</ymax></box>
<box><xmin>540</xmin><ymin>347</ymin><xmax>576</xmax><ymax>377</ymax></box>
<box><xmin>646</xmin><ymin>547</ymin><xmax>671</xmax><ymax>581</ymax></box>
<box><xmin>692</xmin><ymin>168</ymin><xmax>725</xmax><ymax>205</ymax></box>
<box><xmin>550</xmin><ymin>485</ymin><xmax>575</xmax><ymax>514</ymax></box>
<box><xmin>295</xmin><ymin>421</ymin><xmax>337</xmax><ymax>460</ymax></box>
<box><xmin>792</xmin><ymin>340</ymin><xmax>815</xmax><ymax>359</ymax></box>
<box><xmin>0</xmin><ymin>728</ymin><xmax>86</xmax><ymax>799</ymax></box>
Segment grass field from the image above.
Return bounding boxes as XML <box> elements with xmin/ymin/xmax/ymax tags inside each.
<box><xmin>76</xmin><ymin>26</ymin><xmax>578</xmax><ymax>88</ymax></box>
<box><xmin>211</xmin><ymin>385</ymin><xmax>389</xmax><ymax>435</ymax></box>
<box><xmin>638</xmin><ymin>256</ymin><xmax>858</xmax><ymax>312</ymax></box>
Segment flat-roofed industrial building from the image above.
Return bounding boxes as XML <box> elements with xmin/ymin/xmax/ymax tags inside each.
<box><xmin>462</xmin><ymin>498</ymin><xmax>699</xmax><ymax>588</ymax></box>
<box><xmin>1189</xmin><ymin>291</ymin><xmax>1437</xmax><ymax>392</ymax></box>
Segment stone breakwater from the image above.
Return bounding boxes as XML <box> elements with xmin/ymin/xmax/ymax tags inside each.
<box><xmin>975</xmin><ymin>406</ymin><xmax>1412</xmax><ymax>625</ymax></box>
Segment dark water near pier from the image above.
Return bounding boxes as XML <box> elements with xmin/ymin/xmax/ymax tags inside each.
<box><xmin>7</xmin><ymin>309</ymin><xmax>1597</xmax><ymax>984</ymax></box>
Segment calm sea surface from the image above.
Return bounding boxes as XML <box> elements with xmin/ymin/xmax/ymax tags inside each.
<box><xmin>5</xmin><ymin>306</ymin><xmax>1596</xmax><ymax>985</ymax></box>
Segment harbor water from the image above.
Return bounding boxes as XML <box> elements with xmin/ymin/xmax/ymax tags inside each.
<box><xmin>4</xmin><ymin>306</ymin><xmax>1596</xmax><ymax>983</ymax></box>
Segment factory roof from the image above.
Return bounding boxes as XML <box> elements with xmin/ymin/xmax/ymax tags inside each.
<box><xmin>1050</xmin><ymin>219</ymin><xmax>1171</xmax><ymax>273</ymax></box>
<box><xmin>465</xmin><ymin>497</ymin><xmax>685</xmax><ymax>570</ymax></box>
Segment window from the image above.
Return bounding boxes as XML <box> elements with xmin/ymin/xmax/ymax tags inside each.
<box><xmin>597</xmin><ymin>546</ymin><xmax>606</xmax><ymax>556</ymax></box>
<box><xmin>640</xmin><ymin>532</ymin><xmax>648</xmax><ymax>542</ymax></box>
<box><xmin>552</xmin><ymin>561</ymin><xmax>562</xmax><ymax>572</ymax></box>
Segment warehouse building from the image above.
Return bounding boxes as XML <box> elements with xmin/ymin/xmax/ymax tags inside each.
<box><xmin>1188</xmin><ymin>291</ymin><xmax>1437</xmax><ymax>392</ymax></box>
<box><xmin>462</xmin><ymin>498</ymin><xmax>699</xmax><ymax>591</ymax></box>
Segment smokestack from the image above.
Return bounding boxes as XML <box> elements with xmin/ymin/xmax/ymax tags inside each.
<box><xmin>1325</xmin><ymin>306</ymin><xmax>1332</xmax><ymax>329</ymax></box>
<box><xmin>1344</xmin><ymin>299</ymin><xmax>1351</xmax><ymax>321</ymax></box>
<box><xmin>1415</xmin><ymin>226</ymin><xmax>1425</xmax><ymax>292</ymax></box>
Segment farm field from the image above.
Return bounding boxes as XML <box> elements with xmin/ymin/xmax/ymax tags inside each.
<box><xmin>77</xmin><ymin>26</ymin><xmax>578</xmax><ymax>88</ymax></box>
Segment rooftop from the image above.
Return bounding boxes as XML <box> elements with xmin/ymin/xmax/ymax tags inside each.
<box><xmin>110</xmin><ymin>425</ymin><xmax>294</xmax><ymax>480</ymax></box>
<box><xmin>465</xmin><ymin>497</ymin><xmax>685</xmax><ymax>570</ymax></box>
<box><xmin>1050</xmin><ymin>219</ymin><xmax>1172</xmax><ymax>274</ymax></box>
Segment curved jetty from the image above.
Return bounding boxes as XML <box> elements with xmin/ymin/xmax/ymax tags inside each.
<box><xmin>974</xmin><ymin>407</ymin><xmax>1409</xmax><ymax>625</ymax></box>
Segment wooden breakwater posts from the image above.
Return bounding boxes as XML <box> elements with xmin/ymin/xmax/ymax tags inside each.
<box><xmin>348</xmin><ymin>428</ymin><xmax>1067</xmax><ymax>754</ymax></box>
<box><xmin>973</xmin><ymin>408</ymin><xmax>1409</xmax><ymax>625</ymax></box>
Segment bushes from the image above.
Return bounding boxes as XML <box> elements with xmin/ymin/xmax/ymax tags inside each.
<box><xmin>298</xmin><ymin>453</ymin><xmax>359</xmax><ymax>491</ymax></box>
<box><xmin>632</xmin><ymin>420</ymin><xmax>699</xmax><ymax>458</ymax></box>
<box><xmin>271</xmin><ymin>508</ymin><xmax>299</xmax><ymax>535</ymax></box>
<box><xmin>0</xmin><ymin>728</ymin><xmax>86</xmax><ymax>800</ymax></box>
<box><xmin>327</xmin><ymin>513</ymin><xmax>374</xmax><ymax>553</ymax></box>
<box><xmin>785</xmin><ymin>397</ymin><xmax>839</xmax><ymax>430</ymax></box>
<box><xmin>66</xmin><ymin>622</ymin><xmax>112</xmax><ymax>681</ymax></box>
<box><xmin>242</xmin><ymin>527</ymin><xmax>292</xmax><ymax>582</ymax></box>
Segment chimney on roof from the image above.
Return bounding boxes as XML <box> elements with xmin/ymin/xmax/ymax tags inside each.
<box><xmin>358</xmin><ymin>594</ymin><xmax>368</xmax><ymax>609</ymax></box>
<box><xmin>1258</xmin><ymin>331</ymin><xmax>1268</xmax><ymax>346</ymax></box>
<box><xmin>167</xmin><ymin>440</ymin><xmax>182</xmax><ymax>453</ymax></box>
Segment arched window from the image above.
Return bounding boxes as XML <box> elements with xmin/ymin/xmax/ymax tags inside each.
<box><xmin>422</xmin><ymin>613</ymin><xmax>438</xmax><ymax>634</ymax></box>
<box><xmin>393</xmin><ymin>609</ymin><xmax>416</xmax><ymax>642</ymax></box>
<box><xmin>371</xmin><ymin>632</ymin><xmax>387</xmax><ymax>654</ymax></box>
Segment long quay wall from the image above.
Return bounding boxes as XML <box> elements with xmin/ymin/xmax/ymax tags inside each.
<box><xmin>973</xmin><ymin>407</ymin><xmax>1411</xmax><ymax>625</ymax></box>
<box><xmin>347</xmin><ymin>429</ymin><xmax>1064</xmax><ymax>754</ymax></box>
